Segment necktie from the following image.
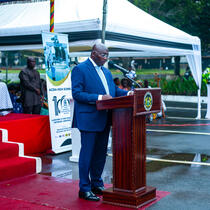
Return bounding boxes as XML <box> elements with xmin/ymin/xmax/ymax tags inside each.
<box><xmin>95</xmin><ymin>66</ymin><xmax>110</xmax><ymax>95</ymax></box>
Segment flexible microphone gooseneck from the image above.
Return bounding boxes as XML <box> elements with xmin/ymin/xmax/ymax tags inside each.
<box><xmin>108</xmin><ymin>60</ymin><xmax>141</xmax><ymax>88</ymax></box>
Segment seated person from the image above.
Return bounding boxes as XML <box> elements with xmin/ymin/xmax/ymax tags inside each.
<box><xmin>0</xmin><ymin>82</ymin><xmax>13</xmax><ymax>115</ymax></box>
<box><xmin>40</xmin><ymin>79</ymin><xmax>49</xmax><ymax>115</ymax></box>
<box><xmin>144</xmin><ymin>80</ymin><xmax>151</xmax><ymax>88</ymax></box>
<box><xmin>119</xmin><ymin>78</ymin><xmax>131</xmax><ymax>90</ymax></box>
<box><xmin>8</xmin><ymin>83</ymin><xmax>23</xmax><ymax>113</ymax></box>
<box><xmin>113</xmin><ymin>77</ymin><xmax>120</xmax><ymax>87</ymax></box>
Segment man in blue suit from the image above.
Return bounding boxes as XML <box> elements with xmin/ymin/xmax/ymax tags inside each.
<box><xmin>71</xmin><ymin>43</ymin><xmax>129</xmax><ymax>201</ymax></box>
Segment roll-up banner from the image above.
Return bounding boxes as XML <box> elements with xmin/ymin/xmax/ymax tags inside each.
<box><xmin>42</xmin><ymin>32</ymin><xmax>73</xmax><ymax>154</ymax></box>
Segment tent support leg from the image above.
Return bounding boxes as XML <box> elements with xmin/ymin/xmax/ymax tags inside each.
<box><xmin>196</xmin><ymin>88</ymin><xmax>201</xmax><ymax>119</ymax></box>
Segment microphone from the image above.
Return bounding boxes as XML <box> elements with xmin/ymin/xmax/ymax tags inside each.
<box><xmin>108</xmin><ymin>60</ymin><xmax>136</xmax><ymax>79</ymax></box>
<box><xmin>108</xmin><ymin>60</ymin><xmax>141</xmax><ymax>88</ymax></box>
<box><xmin>108</xmin><ymin>60</ymin><xmax>129</xmax><ymax>75</ymax></box>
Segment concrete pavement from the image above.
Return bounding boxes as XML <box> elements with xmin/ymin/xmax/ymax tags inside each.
<box><xmin>39</xmin><ymin>101</ymin><xmax>210</xmax><ymax>210</ymax></box>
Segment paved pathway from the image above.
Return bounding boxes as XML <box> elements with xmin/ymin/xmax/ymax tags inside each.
<box><xmin>40</xmin><ymin>101</ymin><xmax>210</xmax><ymax>210</ymax></box>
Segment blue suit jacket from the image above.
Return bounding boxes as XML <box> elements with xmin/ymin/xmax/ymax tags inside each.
<box><xmin>71</xmin><ymin>58</ymin><xmax>128</xmax><ymax>132</ymax></box>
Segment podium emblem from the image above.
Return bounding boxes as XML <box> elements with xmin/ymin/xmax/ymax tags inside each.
<box><xmin>144</xmin><ymin>92</ymin><xmax>153</xmax><ymax>111</ymax></box>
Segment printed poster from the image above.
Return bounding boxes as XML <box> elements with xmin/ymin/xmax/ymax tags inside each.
<box><xmin>42</xmin><ymin>32</ymin><xmax>73</xmax><ymax>154</ymax></box>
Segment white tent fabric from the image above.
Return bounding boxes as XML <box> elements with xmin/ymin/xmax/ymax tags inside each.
<box><xmin>186</xmin><ymin>37</ymin><xmax>202</xmax><ymax>119</ymax></box>
<box><xmin>0</xmin><ymin>0</ymin><xmax>202</xmax><ymax>118</ymax></box>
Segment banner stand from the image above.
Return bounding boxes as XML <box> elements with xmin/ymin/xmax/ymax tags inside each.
<box><xmin>42</xmin><ymin>32</ymin><xmax>73</xmax><ymax>154</ymax></box>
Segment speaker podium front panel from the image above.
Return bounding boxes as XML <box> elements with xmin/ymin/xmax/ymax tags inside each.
<box><xmin>96</xmin><ymin>88</ymin><xmax>161</xmax><ymax>208</ymax></box>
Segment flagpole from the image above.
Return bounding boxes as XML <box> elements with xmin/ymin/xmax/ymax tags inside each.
<box><xmin>50</xmin><ymin>0</ymin><xmax>54</xmax><ymax>32</ymax></box>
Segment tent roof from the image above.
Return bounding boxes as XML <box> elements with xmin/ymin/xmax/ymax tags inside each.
<box><xmin>0</xmin><ymin>0</ymin><xmax>203</xmax><ymax>117</ymax></box>
<box><xmin>0</xmin><ymin>0</ymin><xmax>199</xmax><ymax>57</ymax></box>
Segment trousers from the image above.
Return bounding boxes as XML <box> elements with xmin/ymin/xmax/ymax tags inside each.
<box><xmin>79</xmin><ymin>125</ymin><xmax>110</xmax><ymax>192</ymax></box>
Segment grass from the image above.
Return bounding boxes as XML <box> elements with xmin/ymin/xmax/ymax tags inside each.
<box><xmin>110</xmin><ymin>68</ymin><xmax>185</xmax><ymax>75</ymax></box>
<box><xmin>0</xmin><ymin>69</ymin><xmax>46</xmax><ymax>74</ymax></box>
<box><xmin>0</xmin><ymin>68</ymin><xmax>185</xmax><ymax>76</ymax></box>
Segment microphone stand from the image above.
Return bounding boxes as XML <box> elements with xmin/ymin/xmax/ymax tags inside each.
<box><xmin>108</xmin><ymin>61</ymin><xmax>141</xmax><ymax>88</ymax></box>
<box><xmin>124</xmin><ymin>73</ymin><xmax>141</xmax><ymax>89</ymax></box>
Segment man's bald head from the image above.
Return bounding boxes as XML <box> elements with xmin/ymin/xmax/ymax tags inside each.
<box><xmin>91</xmin><ymin>43</ymin><xmax>109</xmax><ymax>66</ymax></box>
<box><xmin>27</xmin><ymin>57</ymin><xmax>36</xmax><ymax>70</ymax></box>
<box><xmin>92</xmin><ymin>43</ymin><xmax>107</xmax><ymax>52</ymax></box>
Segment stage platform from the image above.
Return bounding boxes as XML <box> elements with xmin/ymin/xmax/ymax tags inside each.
<box><xmin>0</xmin><ymin>113</ymin><xmax>51</xmax><ymax>154</ymax></box>
<box><xmin>0</xmin><ymin>174</ymin><xmax>169</xmax><ymax>210</ymax></box>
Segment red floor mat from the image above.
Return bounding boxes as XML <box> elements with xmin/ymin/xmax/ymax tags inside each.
<box><xmin>0</xmin><ymin>174</ymin><xmax>170</xmax><ymax>210</ymax></box>
<box><xmin>0</xmin><ymin>157</ymin><xmax>36</xmax><ymax>182</ymax></box>
<box><xmin>0</xmin><ymin>142</ymin><xmax>19</xmax><ymax>159</ymax></box>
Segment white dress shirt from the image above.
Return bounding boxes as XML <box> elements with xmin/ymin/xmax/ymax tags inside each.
<box><xmin>89</xmin><ymin>57</ymin><xmax>110</xmax><ymax>100</ymax></box>
<box><xmin>88</xmin><ymin>57</ymin><xmax>133</xmax><ymax>100</ymax></box>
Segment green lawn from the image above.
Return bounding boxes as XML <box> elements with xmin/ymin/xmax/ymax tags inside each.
<box><xmin>110</xmin><ymin>68</ymin><xmax>185</xmax><ymax>75</ymax></box>
<box><xmin>0</xmin><ymin>68</ymin><xmax>185</xmax><ymax>76</ymax></box>
<box><xmin>0</xmin><ymin>69</ymin><xmax>46</xmax><ymax>74</ymax></box>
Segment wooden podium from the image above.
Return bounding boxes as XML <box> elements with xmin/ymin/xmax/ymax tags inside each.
<box><xmin>96</xmin><ymin>88</ymin><xmax>161</xmax><ymax>208</ymax></box>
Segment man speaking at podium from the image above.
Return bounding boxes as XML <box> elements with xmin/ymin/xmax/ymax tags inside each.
<box><xmin>71</xmin><ymin>43</ymin><xmax>128</xmax><ymax>201</ymax></box>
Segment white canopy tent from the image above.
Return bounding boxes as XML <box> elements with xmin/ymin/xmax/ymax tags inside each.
<box><xmin>0</xmin><ymin>0</ymin><xmax>202</xmax><ymax>118</ymax></box>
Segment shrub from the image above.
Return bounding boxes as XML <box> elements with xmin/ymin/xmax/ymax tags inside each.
<box><xmin>148</xmin><ymin>76</ymin><xmax>207</xmax><ymax>96</ymax></box>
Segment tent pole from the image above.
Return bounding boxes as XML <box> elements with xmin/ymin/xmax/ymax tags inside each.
<box><xmin>196</xmin><ymin>88</ymin><xmax>201</xmax><ymax>119</ymax></box>
<box><xmin>3</xmin><ymin>51</ymin><xmax>8</xmax><ymax>85</ymax></box>
<box><xmin>6</xmin><ymin>56</ymin><xmax>8</xmax><ymax>85</ymax></box>
<box><xmin>102</xmin><ymin>0</ymin><xmax>107</xmax><ymax>44</ymax></box>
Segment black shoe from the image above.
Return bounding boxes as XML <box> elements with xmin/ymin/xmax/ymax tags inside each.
<box><xmin>79</xmin><ymin>191</ymin><xmax>100</xmax><ymax>201</ymax></box>
<box><xmin>91</xmin><ymin>186</ymin><xmax>105</xmax><ymax>195</ymax></box>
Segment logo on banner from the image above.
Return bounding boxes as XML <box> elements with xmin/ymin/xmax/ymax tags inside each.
<box><xmin>52</xmin><ymin>95</ymin><xmax>71</xmax><ymax>116</ymax></box>
<box><xmin>144</xmin><ymin>92</ymin><xmax>153</xmax><ymax>111</ymax></box>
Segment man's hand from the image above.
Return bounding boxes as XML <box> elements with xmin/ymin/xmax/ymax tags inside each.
<box><xmin>35</xmin><ymin>88</ymin><xmax>41</xmax><ymax>95</ymax></box>
<box><xmin>102</xmin><ymin>95</ymin><xmax>112</xmax><ymax>100</ymax></box>
<box><xmin>128</xmin><ymin>91</ymin><xmax>134</xmax><ymax>96</ymax></box>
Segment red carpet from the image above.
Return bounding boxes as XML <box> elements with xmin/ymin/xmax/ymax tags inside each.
<box><xmin>0</xmin><ymin>128</ymin><xmax>38</xmax><ymax>182</ymax></box>
<box><xmin>0</xmin><ymin>174</ymin><xmax>170</xmax><ymax>210</ymax></box>
<box><xmin>0</xmin><ymin>113</ymin><xmax>51</xmax><ymax>155</ymax></box>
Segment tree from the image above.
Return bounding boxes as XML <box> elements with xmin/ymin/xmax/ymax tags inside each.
<box><xmin>128</xmin><ymin>0</ymin><xmax>209</xmax><ymax>74</ymax></box>
<box><xmin>128</xmin><ymin>0</ymin><xmax>210</xmax><ymax>53</ymax></box>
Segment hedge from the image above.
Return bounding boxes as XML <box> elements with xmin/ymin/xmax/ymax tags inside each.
<box><xmin>148</xmin><ymin>76</ymin><xmax>207</xmax><ymax>96</ymax></box>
